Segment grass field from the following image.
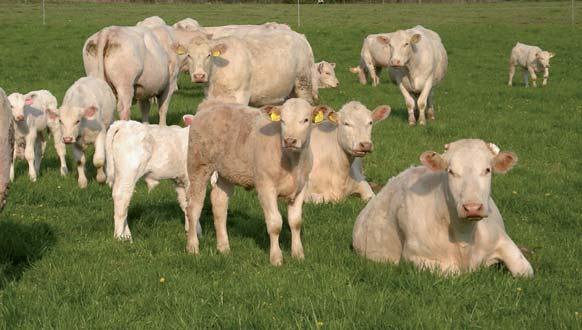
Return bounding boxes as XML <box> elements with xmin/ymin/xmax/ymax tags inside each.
<box><xmin>0</xmin><ymin>1</ymin><xmax>581</xmax><ymax>328</ymax></box>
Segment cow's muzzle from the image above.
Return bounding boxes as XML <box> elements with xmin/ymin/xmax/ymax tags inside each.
<box><xmin>63</xmin><ymin>136</ymin><xmax>76</xmax><ymax>144</ymax></box>
<box><xmin>461</xmin><ymin>203</ymin><xmax>485</xmax><ymax>220</ymax></box>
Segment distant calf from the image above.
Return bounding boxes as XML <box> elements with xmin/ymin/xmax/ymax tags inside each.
<box><xmin>349</xmin><ymin>33</ymin><xmax>392</xmax><ymax>86</ymax></box>
<box><xmin>306</xmin><ymin>102</ymin><xmax>391</xmax><ymax>203</ymax></box>
<box><xmin>0</xmin><ymin>88</ymin><xmax>13</xmax><ymax>210</ymax></box>
<box><xmin>106</xmin><ymin>119</ymin><xmax>201</xmax><ymax>241</ymax></box>
<box><xmin>185</xmin><ymin>99</ymin><xmax>334</xmax><ymax>266</ymax></box>
<box><xmin>353</xmin><ymin>139</ymin><xmax>533</xmax><ymax>278</ymax></box>
<box><xmin>313</xmin><ymin>61</ymin><xmax>339</xmax><ymax>89</ymax></box>
<box><xmin>508</xmin><ymin>42</ymin><xmax>555</xmax><ymax>87</ymax></box>
<box><xmin>49</xmin><ymin>77</ymin><xmax>116</xmax><ymax>188</ymax></box>
<box><xmin>7</xmin><ymin>90</ymin><xmax>66</xmax><ymax>182</ymax></box>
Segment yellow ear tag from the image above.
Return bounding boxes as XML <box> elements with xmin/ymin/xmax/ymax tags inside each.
<box><xmin>313</xmin><ymin>110</ymin><xmax>324</xmax><ymax>123</ymax></box>
<box><xmin>176</xmin><ymin>48</ymin><xmax>186</xmax><ymax>55</ymax></box>
<box><xmin>270</xmin><ymin>112</ymin><xmax>281</xmax><ymax>122</ymax></box>
<box><xmin>327</xmin><ymin>112</ymin><xmax>337</xmax><ymax>123</ymax></box>
<box><xmin>212</xmin><ymin>50</ymin><xmax>221</xmax><ymax>57</ymax></box>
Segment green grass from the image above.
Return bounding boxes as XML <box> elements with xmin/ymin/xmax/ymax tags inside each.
<box><xmin>1</xmin><ymin>1</ymin><xmax>581</xmax><ymax>328</ymax></box>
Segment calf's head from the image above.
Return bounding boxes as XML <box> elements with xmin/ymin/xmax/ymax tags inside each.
<box><xmin>334</xmin><ymin>101</ymin><xmax>390</xmax><ymax>157</ymax></box>
<box><xmin>385</xmin><ymin>30</ymin><xmax>421</xmax><ymax>68</ymax></box>
<box><xmin>7</xmin><ymin>93</ymin><xmax>35</xmax><ymax>122</ymax></box>
<box><xmin>420</xmin><ymin>139</ymin><xmax>517</xmax><ymax>220</ymax></box>
<box><xmin>316</xmin><ymin>61</ymin><xmax>339</xmax><ymax>88</ymax></box>
<box><xmin>50</xmin><ymin>106</ymin><xmax>98</xmax><ymax>144</ymax></box>
<box><xmin>172</xmin><ymin>33</ymin><xmax>225</xmax><ymax>84</ymax></box>
<box><xmin>261</xmin><ymin>98</ymin><xmax>334</xmax><ymax>152</ymax></box>
<box><xmin>535</xmin><ymin>50</ymin><xmax>555</xmax><ymax>68</ymax></box>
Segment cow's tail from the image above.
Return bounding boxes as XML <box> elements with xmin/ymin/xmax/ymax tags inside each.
<box><xmin>105</xmin><ymin>121</ymin><xmax>123</xmax><ymax>187</ymax></box>
<box><xmin>95</xmin><ymin>28</ymin><xmax>111</xmax><ymax>81</ymax></box>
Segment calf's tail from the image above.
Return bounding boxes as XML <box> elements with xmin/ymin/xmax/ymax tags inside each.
<box><xmin>105</xmin><ymin>121</ymin><xmax>123</xmax><ymax>187</ymax></box>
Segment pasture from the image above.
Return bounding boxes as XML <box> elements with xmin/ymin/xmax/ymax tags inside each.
<box><xmin>0</xmin><ymin>1</ymin><xmax>581</xmax><ymax>328</ymax></box>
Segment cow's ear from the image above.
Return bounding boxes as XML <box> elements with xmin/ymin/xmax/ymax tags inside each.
<box><xmin>371</xmin><ymin>105</ymin><xmax>391</xmax><ymax>122</ymax></box>
<box><xmin>535</xmin><ymin>52</ymin><xmax>541</xmax><ymax>58</ymax></box>
<box><xmin>211</xmin><ymin>43</ymin><xmax>227</xmax><ymax>57</ymax></box>
<box><xmin>172</xmin><ymin>42</ymin><xmax>187</xmax><ymax>55</ymax></box>
<box><xmin>410</xmin><ymin>33</ymin><xmax>421</xmax><ymax>44</ymax></box>
<box><xmin>183</xmin><ymin>114</ymin><xmax>195</xmax><ymax>126</ymax></box>
<box><xmin>47</xmin><ymin>108</ymin><xmax>59</xmax><ymax>120</ymax></box>
<box><xmin>548</xmin><ymin>51</ymin><xmax>556</xmax><ymax>58</ymax></box>
<box><xmin>376</xmin><ymin>36</ymin><xmax>389</xmax><ymax>44</ymax></box>
<box><xmin>492</xmin><ymin>151</ymin><xmax>517</xmax><ymax>174</ymax></box>
<box><xmin>420</xmin><ymin>151</ymin><xmax>447</xmax><ymax>171</ymax></box>
<box><xmin>312</xmin><ymin>105</ymin><xmax>334</xmax><ymax>124</ymax></box>
<box><xmin>330</xmin><ymin>62</ymin><xmax>336</xmax><ymax>69</ymax></box>
<box><xmin>317</xmin><ymin>62</ymin><xmax>324</xmax><ymax>73</ymax></box>
<box><xmin>24</xmin><ymin>94</ymin><xmax>36</xmax><ymax>106</ymax></box>
<box><xmin>260</xmin><ymin>105</ymin><xmax>281</xmax><ymax>122</ymax></box>
<box><xmin>84</xmin><ymin>106</ymin><xmax>97</xmax><ymax>119</ymax></box>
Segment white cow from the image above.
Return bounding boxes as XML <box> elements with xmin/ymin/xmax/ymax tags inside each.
<box><xmin>0</xmin><ymin>88</ymin><xmax>13</xmax><ymax>209</ymax></box>
<box><xmin>349</xmin><ymin>33</ymin><xmax>392</xmax><ymax>86</ymax></box>
<box><xmin>306</xmin><ymin>101</ymin><xmax>391</xmax><ymax>203</ymax></box>
<box><xmin>136</xmin><ymin>16</ymin><xmax>166</xmax><ymax>28</ymax></box>
<box><xmin>172</xmin><ymin>18</ymin><xmax>201</xmax><ymax>31</ymax></box>
<box><xmin>313</xmin><ymin>61</ymin><xmax>339</xmax><ymax>89</ymax></box>
<box><xmin>106</xmin><ymin>118</ymin><xmax>201</xmax><ymax>241</ymax></box>
<box><xmin>7</xmin><ymin>90</ymin><xmax>66</xmax><ymax>182</ymax></box>
<box><xmin>353</xmin><ymin>139</ymin><xmax>534</xmax><ymax>278</ymax></box>
<box><xmin>49</xmin><ymin>77</ymin><xmax>116</xmax><ymax>188</ymax></box>
<box><xmin>508</xmin><ymin>42</ymin><xmax>555</xmax><ymax>87</ymax></box>
<box><xmin>386</xmin><ymin>26</ymin><xmax>447</xmax><ymax>126</ymax></box>
<box><xmin>173</xmin><ymin>29</ymin><xmax>317</xmax><ymax>106</ymax></box>
<box><xmin>201</xmin><ymin>22</ymin><xmax>291</xmax><ymax>38</ymax></box>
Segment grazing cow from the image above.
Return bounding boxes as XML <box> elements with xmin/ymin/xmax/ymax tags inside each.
<box><xmin>173</xmin><ymin>30</ymin><xmax>317</xmax><ymax>106</ymax></box>
<box><xmin>306</xmin><ymin>101</ymin><xmax>391</xmax><ymax>203</ymax></box>
<box><xmin>83</xmin><ymin>25</ymin><xmax>179</xmax><ymax>125</ymax></box>
<box><xmin>172</xmin><ymin>18</ymin><xmax>201</xmax><ymax>31</ymax></box>
<box><xmin>136</xmin><ymin>16</ymin><xmax>166</xmax><ymax>28</ymax></box>
<box><xmin>49</xmin><ymin>77</ymin><xmax>116</xmax><ymax>188</ymax></box>
<box><xmin>185</xmin><ymin>99</ymin><xmax>334</xmax><ymax>266</ymax></box>
<box><xmin>508</xmin><ymin>42</ymin><xmax>555</xmax><ymax>87</ymax></box>
<box><xmin>349</xmin><ymin>33</ymin><xmax>392</xmax><ymax>86</ymax></box>
<box><xmin>386</xmin><ymin>26</ymin><xmax>447</xmax><ymax>126</ymax></box>
<box><xmin>7</xmin><ymin>90</ymin><xmax>67</xmax><ymax>182</ymax></box>
<box><xmin>0</xmin><ymin>88</ymin><xmax>13</xmax><ymax>210</ymax></box>
<box><xmin>314</xmin><ymin>61</ymin><xmax>339</xmax><ymax>89</ymax></box>
<box><xmin>105</xmin><ymin>118</ymin><xmax>201</xmax><ymax>241</ymax></box>
<box><xmin>353</xmin><ymin>139</ymin><xmax>533</xmax><ymax>278</ymax></box>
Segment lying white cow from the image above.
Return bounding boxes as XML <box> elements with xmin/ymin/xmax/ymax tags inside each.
<box><xmin>508</xmin><ymin>42</ymin><xmax>555</xmax><ymax>87</ymax></box>
<box><xmin>7</xmin><ymin>90</ymin><xmax>66</xmax><ymax>182</ymax></box>
<box><xmin>0</xmin><ymin>88</ymin><xmax>13</xmax><ymax>210</ymax></box>
<box><xmin>306</xmin><ymin>101</ymin><xmax>391</xmax><ymax>203</ymax></box>
<box><xmin>313</xmin><ymin>61</ymin><xmax>339</xmax><ymax>89</ymax></box>
<box><xmin>136</xmin><ymin>16</ymin><xmax>166</xmax><ymax>28</ymax></box>
<box><xmin>185</xmin><ymin>99</ymin><xmax>334</xmax><ymax>266</ymax></box>
<box><xmin>172</xmin><ymin>18</ymin><xmax>201</xmax><ymax>31</ymax></box>
<box><xmin>353</xmin><ymin>139</ymin><xmax>533</xmax><ymax>278</ymax></box>
<box><xmin>106</xmin><ymin>118</ymin><xmax>201</xmax><ymax>241</ymax></box>
<box><xmin>173</xmin><ymin>29</ymin><xmax>317</xmax><ymax>106</ymax></box>
<box><xmin>349</xmin><ymin>33</ymin><xmax>392</xmax><ymax>86</ymax></box>
<box><xmin>386</xmin><ymin>26</ymin><xmax>447</xmax><ymax>126</ymax></box>
<box><xmin>49</xmin><ymin>77</ymin><xmax>116</xmax><ymax>188</ymax></box>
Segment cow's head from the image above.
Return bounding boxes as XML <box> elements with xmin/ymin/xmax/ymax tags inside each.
<box><xmin>316</xmin><ymin>61</ymin><xmax>339</xmax><ymax>88</ymax></box>
<box><xmin>385</xmin><ymin>30</ymin><xmax>421</xmax><ymax>68</ymax></box>
<box><xmin>535</xmin><ymin>50</ymin><xmax>555</xmax><ymax>68</ymax></box>
<box><xmin>333</xmin><ymin>101</ymin><xmax>390</xmax><ymax>157</ymax></box>
<box><xmin>420</xmin><ymin>139</ymin><xmax>517</xmax><ymax>220</ymax></box>
<box><xmin>261</xmin><ymin>98</ymin><xmax>334</xmax><ymax>152</ymax></box>
<box><xmin>56</xmin><ymin>105</ymin><xmax>98</xmax><ymax>144</ymax></box>
<box><xmin>7</xmin><ymin>92</ymin><xmax>34</xmax><ymax>122</ymax></box>
<box><xmin>172</xmin><ymin>33</ymin><xmax>225</xmax><ymax>84</ymax></box>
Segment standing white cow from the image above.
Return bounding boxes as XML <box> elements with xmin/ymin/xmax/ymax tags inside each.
<box><xmin>173</xmin><ymin>30</ymin><xmax>317</xmax><ymax>106</ymax></box>
<box><xmin>105</xmin><ymin>118</ymin><xmax>201</xmax><ymax>241</ymax></box>
<box><xmin>353</xmin><ymin>139</ymin><xmax>533</xmax><ymax>278</ymax></box>
<box><xmin>49</xmin><ymin>77</ymin><xmax>116</xmax><ymax>188</ymax></box>
<box><xmin>83</xmin><ymin>25</ymin><xmax>179</xmax><ymax>125</ymax></box>
<box><xmin>306</xmin><ymin>101</ymin><xmax>391</xmax><ymax>203</ymax></box>
<box><xmin>349</xmin><ymin>33</ymin><xmax>392</xmax><ymax>86</ymax></box>
<box><xmin>7</xmin><ymin>90</ymin><xmax>67</xmax><ymax>182</ymax></box>
<box><xmin>508</xmin><ymin>42</ymin><xmax>555</xmax><ymax>87</ymax></box>
<box><xmin>386</xmin><ymin>26</ymin><xmax>447</xmax><ymax>126</ymax></box>
<box><xmin>0</xmin><ymin>88</ymin><xmax>13</xmax><ymax>210</ymax></box>
<box><xmin>313</xmin><ymin>61</ymin><xmax>339</xmax><ymax>89</ymax></box>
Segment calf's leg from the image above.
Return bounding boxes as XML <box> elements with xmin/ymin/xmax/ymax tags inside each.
<box><xmin>287</xmin><ymin>189</ymin><xmax>306</xmax><ymax>260</ymax></box>
<box><xmin>72</xmin><ymin>142</ymin><xmax>88</xmax><ymax>188</ymax></box>
<box><xmin>185</xmin><ymin>165</ymin><xmax>213</xmax><ymax>255</ymax></box>
<box><xmin>257</xmin><ymin>185</ymin><xmax>284</xmax><ymax>266</ymax></box>
<box><xmin>93</xmin><ymin>130</ymin><xmax>107</xmax><ymax>183</ymax></box>
<box><xmin>211</xmin><ymin>176</ymin><xmax>234</xmax><ymax>254</ymax></box>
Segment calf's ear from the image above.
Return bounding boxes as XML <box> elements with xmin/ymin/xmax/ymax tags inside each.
<box><xmin>317</xmin><ymin>62</ymin><xmax>324</xmax><ymax>73</ymax></box>
<box><xmin>371</xmin><ymin>105</ymin><xmax>391</xmax><ymax>122</ymax></box>
<box><xmin>492</xmin><ymin>151</ymin><xmax>517</xmax><ymax>174</ymax></box>
<box><xmin>211</xmin><ymin>43</ymin><xmax>227</xmax><ymax>57</ymax></box>
<box><xmin>47</xmin><ymin>108</ymin><xmax>59</xmax><ymax>120</ymax></box>
<box><xmin>84</xmin><ymin>106</ymin><xmax>97</xmax><ymax>119</ymax></box>
<box><xmin>548</xmin><ymin>51</ymin><xmax>556</xmax><ymax>58</ymax></box>
<box><xmin>330</xmin><ymin>62</ymin><xmax>336</xmax><ymax>69</ymax></box>
<box><xmin>376</xmin><ymin>36</ymin><xmax>389</xmax><ymax>44</ymax></box>
<box><xmin>260</xmin><ymin>105</ymin><xmax>281</xmax><ymax>122</ymax></box>
<box><xmin>312</xmin><ymin>105</ymin><xmax>334</xmax><ymax>124</ymax></box>
<box><xmin>410</xmin><ymin>33</ymin><xmax>422</xmax><ymax>44</ymax></box>
<box><xmin>24</xmin><ymin>94</ymin><xmax>36</xmax><ymax>105</ymax></box>
<box><xmin>420</xmin><ymin>151</ymin><xmax>447</xmax><ymax>171</ymax></box>
<box><xmin>172</xmin><ymin>42</ymin><xmax>187</xmax><ymax>55</ymax></box>
<box><xmin>182</xmin><ymin>114</ymin><xmax>195</xmax><ymax>126</ymax></box>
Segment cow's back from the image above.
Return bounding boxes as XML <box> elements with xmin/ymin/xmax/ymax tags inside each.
<box><xmin>0</xmin><ymin>88</ymin><xmax>13</xmax><ymax>210</ymax></box>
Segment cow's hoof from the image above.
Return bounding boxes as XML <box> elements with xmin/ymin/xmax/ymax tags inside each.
<box><xmin>96</xmin><ymin>172</ymin><xmax>106</xmax><ymax>183</ymax></box>
<box><xmin>408</xmin><ymin>121</ymin><xmax>416</xmax><ymax>126</ymax></box>
<box><xmin>29</xmin><ymin>176</ymin><xmax>37</xmax><ymax>182</ymax></box>
<box><xmin>217</xmin><ymin>244</ymin><xmax>230</xmax><ymax>255</ymax></box>
<box><xmin>419</xmin><ymin>120</ymin><xmax>426</xmax><ymax>126</ymax></box>
<box><xmin>291</xmin><ymin>249</ymin><xmax>305</xmax><ymax>260</ymax></box>
<box><xmin>60</xmin><ymin>167</ymin><xmax>68</xmax><ymax>176</ymax></box>
<box><xmin>78</xmin><ymin>179</ymin><xmax>88</xmax><ymax>189</ymax></box>
<box><xmin>270</xmin><ymin>252</ymin><xmax>283</xmax><ymax>266</ymax></box>
<box><xmin>186</xmin><ymin>243</ymin><xmax>199</xmax><ymax>255</ymax></box>
<box><xmin>115</xmin><ymin>234</ymin><xmax>132</xmax><ymax>242</ymax></box>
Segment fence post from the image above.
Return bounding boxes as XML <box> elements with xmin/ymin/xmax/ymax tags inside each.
<box><xmin>42</xmin><ymin>0</ymin><xmax>46</xmax><ymax>25</ymax></box>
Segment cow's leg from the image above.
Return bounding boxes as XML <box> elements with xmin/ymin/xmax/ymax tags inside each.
<box><xmin>116</xmin><ymin>87</ymin><xmax>134</xmax><ymax>121</ymax></box>
<box><xmin>48</xmin><ymin>121</ymin><xmax>68</xmax><ymax>176</ymax></box>
<box><xmin>508</xmin><ymin>63</ymin><xmax>516</xmax><ymax>86</ymax></box>
<box><xmin>397</xmin><ymin>80</ymin><xmax>417</xmax><ymax>126</ymax></box>
<box><xmin>210</xmin><ymin>175</ymin><xmax>234</xmax><ymax>254</ymax></box>
<box><xmin>416</xmin><ymin>78</ymin><xmax>434</xmax><ymax>126</ymax></box>
<box><xmin>111</xmin><ymin>173</ymin><xmax>137</xmax><ymax>241</ymax></box>
<box><xmin>427</xmin><ymin>90</ymin><xmax>436</xmax><ymax>121</ymax></box>
<box><xmin>72</xmin><ymin>142</ymin><xmax>88</xmax><ymax>188</ymax></box>
<box><xmin>24</xmin><ymin>130</ymin><xmax>38</xmax><ymax>182</ymax></box>
<box><xmin>185</xmin><ymin>165</ymin><xmax>213</xmax><ymax>255</ymax></box>
<box><xmin>355</xmin><ymin>60</ymin><xmax>368</xmax><ymax>85</ymax></box>
<box><xmin>175</xmin><ymin>181</ymin><xmax>201</xmax><ymax>235</ymax></box>
<box><xmin>93</xmin><ymin>129</ymin><xmax>107</xmax><ymax>183</ymax></box>
<box><xmin>496</xmin><ymin>237</ymin><xmax>534</xmax><ymax>278</ymax></box>
<box><xmin>257</xmin><ymin>185</ymin><xmax>283</xmax><ymax>266</ymax></box>
<box><xmin>542</xmin><ymin>67</ymin><xmax>549</xmax><ymax>86</ymax></box>
<box><xmin>10</xmin><ymin>143</ymin><xmax>16</xmax><ymax>182</ymax></box>
<box><xmin>294</xmin><ymin>75</ymin><xmax>315</xmax><ymax>105</ymax></box>
<box><xmin>527</xmin><ymin>66</ymin><xmax>537</xmax><ymax>87</ymax></box>
<box><xmin>138</xmin><ymin>99</ymin><xmax>151</xmax><ymax>124</ymax></box>
<box><xmin>287</xmin><ymin>189</ymin><xmax>306</xmax><ymax>260</ymax></box>
<box><xmin>350</xmin><ymin>158</ymin><xmax>374</xmax><ymax>200</ymax></box>
<box><xmin>522</xmin><ymin>69</ymin><xmax>529</xmax><ymax>87</ymax></box>
<box><xmin>156</xmin><ymin>87</ymin><xmax>173</xmax><ymax>126</ymax></box>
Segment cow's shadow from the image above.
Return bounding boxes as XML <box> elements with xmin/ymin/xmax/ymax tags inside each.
<box><xmin>0</xmin><ymin>220</ymin><xmax>56</xmax><ymax>289</ymax></box>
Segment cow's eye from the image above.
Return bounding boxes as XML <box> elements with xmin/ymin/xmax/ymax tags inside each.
<box><xmin>448</xmin><ymin>168</ymin><xmax>455</xmax><ymax>176</ymax></box>
<box><xmin>368</xmin><ymin>121</ymin><xmax>373</xmax><ymax>125</ymax></box>
<box><xmin>344</xmin><ymin>122</ymin><xmax>351</xmax><ymax>127</ymax></box>
<box><xmin>485</xmin><ymin>168</ymin><xmax>491</xmax><ymax>174</ymax></box>
<box><xmin>302</xmin><ymin>118</ymin><xmax>309</xmax><ymax>124</ymax></box>
<box><xmin>404</xmin><ymin>42</ymin><xmax>409</xmax><ymax>47</ymax></box>
<box><xmin>76</xmin><ymin>120</ymin><xmax>80</xmax><ymax>124</ymax></box>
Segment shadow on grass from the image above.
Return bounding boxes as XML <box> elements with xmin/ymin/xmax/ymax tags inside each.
<box><xmin>0</xmin><ymin>220</ymin><xmax>56</xmax><ymax>289</ymax></box>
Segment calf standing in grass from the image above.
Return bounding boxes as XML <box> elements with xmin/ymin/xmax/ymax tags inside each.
<box><xmin>50</xmin><ymin>77</ymin><xmax>115</xmax><ymax>188</ymax></box>
<box><xmin>306</xmin><ymin>101</ymin><xmax>391</xmax><ymax>203</ymax></box>
<box><xmin>350</xmin><ymin>33</ymin><xmax>392</xmax><ymax>87</ymax></box>
<box><xmin>185</xmin><ymin>99</ymin><xmax>334</xmax><ymax>266</ymax></box>
<box><xmin>313</xmin><ymin>61</ymin><xmax>339</xmax><ymax>89</ymax></box>
<box><xmin>508</xmin><ymin>42</ymin><xmax>555</xmax><ymax>87</ymax></box>
<box><xmin>353</xmin><ymin>139</ymin><xmax>533</xmax><ymax>278</ymax></box>
<box><xmin>7</xmin><ymin>90</ymin><xmax>67</xmax><ymax>182</ymax></box>
<box><xmin>0</xmin><ymin>88</ymin><xmax>13</xmax><ymax>210</ymax></box>
<box><xmin>106</xmin><ymin>118</ymin><xmax>201</xmax><ymax>241</ymax></box>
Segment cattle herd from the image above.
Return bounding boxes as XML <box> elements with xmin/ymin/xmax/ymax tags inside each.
<box><xmin>0</xmin><ymin>15</ymin><xmax>555</xmax><ymax>277</ymax></box>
